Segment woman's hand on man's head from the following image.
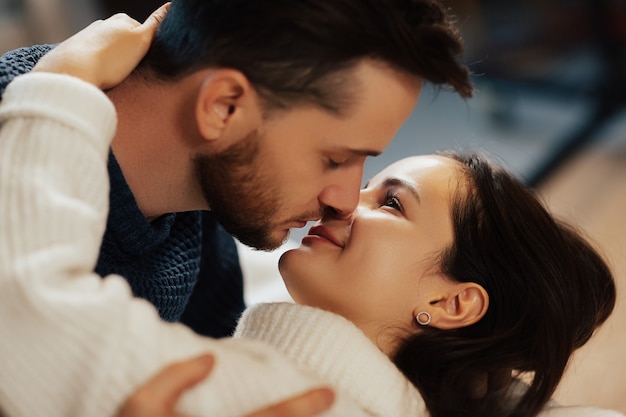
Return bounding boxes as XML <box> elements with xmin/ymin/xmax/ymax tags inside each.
<box><xmin>33</xmin><ymin>3</ymin><xmax>170</xmax><ymax>89</ymax></box>
<box><xmin>115</xmin><ymin>352</ymin><xmax>335</xmax><ymax>417</ymax></box>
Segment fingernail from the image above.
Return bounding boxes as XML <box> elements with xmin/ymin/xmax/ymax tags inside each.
<box><xmin>196</xmin><ymin>353</ymin><xmax>214</xmax><ymax>370</ymax></box>
<box><xmin>315</xmin><ymin>388</ymin><xmax>335</xmax><ymax>408</ymax></box>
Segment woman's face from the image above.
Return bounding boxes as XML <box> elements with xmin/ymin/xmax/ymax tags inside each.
<box><xmin>279</xmin><ymin>155</ymin><xmax>463</xmax><ymax>349</ymax></box>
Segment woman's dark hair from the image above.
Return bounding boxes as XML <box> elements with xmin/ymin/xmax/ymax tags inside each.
<box><xmin>138</xmin><ymin>0</ymin><xmax>473</xmax><ymax>113</ymax></box>
<box><xmin>394</xmin><ymin>151</ymin><xmax>616</xmax><ymax>417</ymax></box>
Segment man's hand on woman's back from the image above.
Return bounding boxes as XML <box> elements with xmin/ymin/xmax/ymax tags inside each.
<box><xmin>115</xmin><ymin>353</ymin><xmax>335</xmax><ymax>417</ymax></box>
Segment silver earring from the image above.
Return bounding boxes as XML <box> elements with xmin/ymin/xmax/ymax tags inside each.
<box><xmin>416</xmin><ymin>311</ymin><xmax>431</xmax><ymax>326</ymax></box>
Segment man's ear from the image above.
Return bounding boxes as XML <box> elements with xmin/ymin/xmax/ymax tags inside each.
<box><xmin>195</xmin><ymin>69</ymin><xmax>260</xmax><ymax>142</ymax></box>
<box><xmin>420</xmin><ymin>282</ymin><xmax>489</xmax><ymax>330</ymax></box>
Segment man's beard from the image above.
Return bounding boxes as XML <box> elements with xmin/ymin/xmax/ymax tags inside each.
<box><xmin>194</xmin><ymin>129</ymin><xmax>288</xmax><ymax>251</ymax></box>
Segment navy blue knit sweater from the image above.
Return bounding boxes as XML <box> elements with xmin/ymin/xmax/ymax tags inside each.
<box><xmin>0</xmin><ymin>45</ymin><xmax>245</xmax><ymax>338</ymax></box>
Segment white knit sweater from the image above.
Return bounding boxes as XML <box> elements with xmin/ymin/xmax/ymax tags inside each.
<box><xmin>0</xmin><ymin>72</ymin><xmax>426</xmax><ymax>417</ymax></box>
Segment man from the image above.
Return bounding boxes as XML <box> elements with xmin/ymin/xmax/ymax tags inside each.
<box><xmin>0</xmin><ymin>0</ymin><xmax>472</xmax><ymax>415</ymax></box>
<box><xmin>0</xmin><ymin>0</ymin><xmax>471</xmax><ymax>336</ymax></box>
<box><xmin>110</xmin><ymin>0</ymin><xmax>470</xmax><ymax>336</ymax></box>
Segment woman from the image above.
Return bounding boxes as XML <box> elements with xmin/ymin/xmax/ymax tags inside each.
<box><xmin>0</xmin><ymin>11</ymin><xmax>618</xmax><ymax>417</ymax></box>
<box><xmin>270</xmin><ymin>152</ymin><xmax>617</xmax><ymax>417</ymax></box>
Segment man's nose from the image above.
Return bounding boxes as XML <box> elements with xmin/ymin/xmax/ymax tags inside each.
<box><xmin>318</xmin><ymin>165</ymin><xmax>363</xmax><ymax>218</ymax></box>
<box><xmin>321</xmin><ymin>205</ymin><xmax>353</xmax><ymax>222</ymax></box>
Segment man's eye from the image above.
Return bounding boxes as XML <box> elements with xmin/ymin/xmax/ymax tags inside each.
<box><xmin>328</xmin><ymin>158</ymin><xmax>346</xmax><ymax>169</ymax></box>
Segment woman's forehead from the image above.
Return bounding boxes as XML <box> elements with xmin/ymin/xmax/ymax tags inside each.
<box><xmin>370</xmin><ymin>155</ymin><xmax>457</xmax><ymax>184</ymax></box>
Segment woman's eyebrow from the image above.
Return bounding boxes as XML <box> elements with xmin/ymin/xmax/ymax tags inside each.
<box><xmin>382</xmin><ymin>177</ymin><xmax>421</xmax><ymax>204</ymax></box>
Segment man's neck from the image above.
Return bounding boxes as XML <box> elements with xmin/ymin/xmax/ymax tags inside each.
<box><xmin>106</xmin><ymin>73</ymin><xmax>208</xmax><ymax>220</ymax></box>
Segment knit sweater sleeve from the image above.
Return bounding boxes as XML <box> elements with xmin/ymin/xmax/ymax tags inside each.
<box><xmin>0</xmin><ymin>73</ymin><xmax>365</xmax><ymax>417</ymax></box>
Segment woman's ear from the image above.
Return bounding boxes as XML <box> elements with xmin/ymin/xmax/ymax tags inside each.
<box><xmin>195</xmin><ymin>69</ymin><xmax>259</xmax><ymax>142</ymax></box>
<box><xmin>419</xmin><ymin>282</ymin><xmax>489</xmax><ymax>330</ymax></box>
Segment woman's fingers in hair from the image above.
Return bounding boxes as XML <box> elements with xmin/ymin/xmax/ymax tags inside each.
<box><xmin>140</xmin><ymin>2</ymin><xmax>171</xmax><ymax>35</ymax></box>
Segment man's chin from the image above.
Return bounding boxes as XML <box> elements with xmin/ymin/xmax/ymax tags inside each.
<box><xmin>232</xmin><ymin>227</ymin><xmax>290</xmax><ymax>252</ymax></box>
<box><xmin>257</xmin><ymin>228</ymin><xmax>291</xmax><ymax>252</ymax></box>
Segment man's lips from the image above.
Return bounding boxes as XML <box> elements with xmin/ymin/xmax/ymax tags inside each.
<box><xmin>305</xmin><ymin>225</ymin><xmax>344</xmax><ymax>248</ymax></box>
<box><xmin>291</xmin><ymin>220</ymin><xmax>309</xmax><ymax>229</ymax></box>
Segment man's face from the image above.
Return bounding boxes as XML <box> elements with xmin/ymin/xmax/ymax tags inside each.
<box><xmin>278</xmin><ymin>156</ymin><xmax>460</xmax><ymax>346</ymax></box>
<box><xmin>197</xmin><ymin>61</ymin><xmax>422</xmax><ymax>250</ymax></box>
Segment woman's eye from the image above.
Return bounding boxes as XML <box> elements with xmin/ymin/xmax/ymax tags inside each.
<box><xmin>383</xmin><ymin>191</ymin><xmax>403</xmax><ymax>212</ymax></box>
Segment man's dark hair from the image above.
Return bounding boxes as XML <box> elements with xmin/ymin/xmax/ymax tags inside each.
<box><xmin>139</xmin><ymin>0</ymin><xmax>473</xmax><ymax>113</ymax></box>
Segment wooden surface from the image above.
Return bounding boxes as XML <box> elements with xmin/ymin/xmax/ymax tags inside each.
<box><xmin>540</xmin><ymin>147</ymin><xmax>626</xmax><ymax>413</ymax></box>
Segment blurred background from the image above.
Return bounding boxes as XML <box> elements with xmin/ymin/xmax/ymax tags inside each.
<box><xmin>1</xmin><ymin>0</ymin><xmax>625</xmax><ymax>413</ymax></box>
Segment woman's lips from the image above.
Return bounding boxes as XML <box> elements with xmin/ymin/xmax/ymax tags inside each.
<box><xmin>304</xmin><ymin>225</ymin><xmax>344</xmax><ymax>248</ymax></box>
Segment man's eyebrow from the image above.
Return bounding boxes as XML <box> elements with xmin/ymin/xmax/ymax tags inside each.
<box><xmin>382</xmin><ymin>177</ymin><xmax>421</xmax><ymax>204</ymax></box>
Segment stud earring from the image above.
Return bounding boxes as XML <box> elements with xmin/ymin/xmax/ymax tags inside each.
<box><xmin>416</xmin><ymin>311</ymin><xmax>431</xmax><ymax>326</ymax></box>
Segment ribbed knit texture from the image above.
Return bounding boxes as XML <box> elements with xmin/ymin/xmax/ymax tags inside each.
<box><xmin>0</xmin><ymin>71</ymin><xmax>137</xmax><ymax>417</ymax></box>
<box><xmin>0</xmin><ymin>45</ymin><xmax>54</xmax><ymax>96</ymax></box>
<box><xmin>234</xmin><ymin>303</ymin><xmax>428</xmax><ymax>416</ymax></box>
<box><xmin>0</xmin><ymin>46</ymin><xmax>245</xmax><ymax>337</ymax></box>
<box><xmin>95</xmin><ymin>153</ymin><xmax>202</xmax><ymax>321</ymax></box>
